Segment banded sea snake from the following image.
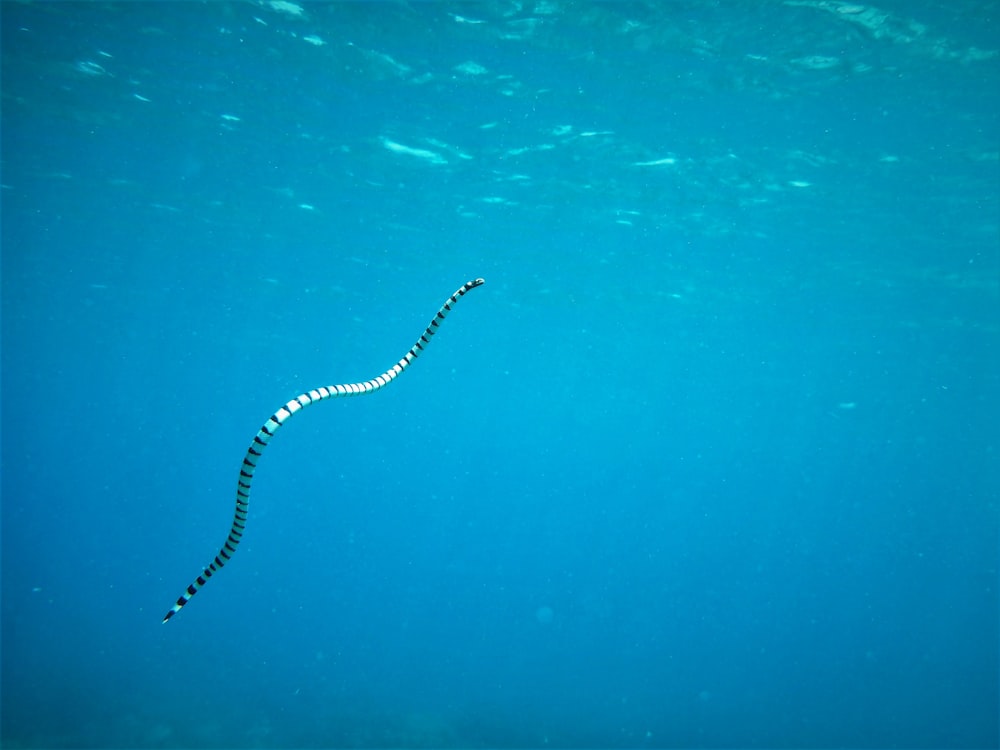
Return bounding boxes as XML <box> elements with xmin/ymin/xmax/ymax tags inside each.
<box><xmin>163</xmin><ymin>278</ymin><xmax>484</xmax><ymax>622</ymax></box>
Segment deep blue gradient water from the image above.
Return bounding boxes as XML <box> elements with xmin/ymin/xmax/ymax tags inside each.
<box><xmin>2</xmin><ymin>2</ymin><xmax>998</xmax><ymax>748</ymax></box>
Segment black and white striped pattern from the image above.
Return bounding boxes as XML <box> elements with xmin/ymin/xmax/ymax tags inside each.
<box><xmin>163</xmin><ymin>278</ymin><xmax>484</xmax><ymax>623</ymax></box>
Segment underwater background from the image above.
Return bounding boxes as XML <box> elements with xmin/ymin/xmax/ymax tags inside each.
<box><xmin>2</xmin><ymin>2</ymin><xmax>998</xmax><ymax>748</ymax></box>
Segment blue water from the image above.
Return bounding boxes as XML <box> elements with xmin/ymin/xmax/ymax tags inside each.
<box><xmin>2</xmin><ymin>2</ymin><xmax>998</xmax><ymax>748</ymax></box>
